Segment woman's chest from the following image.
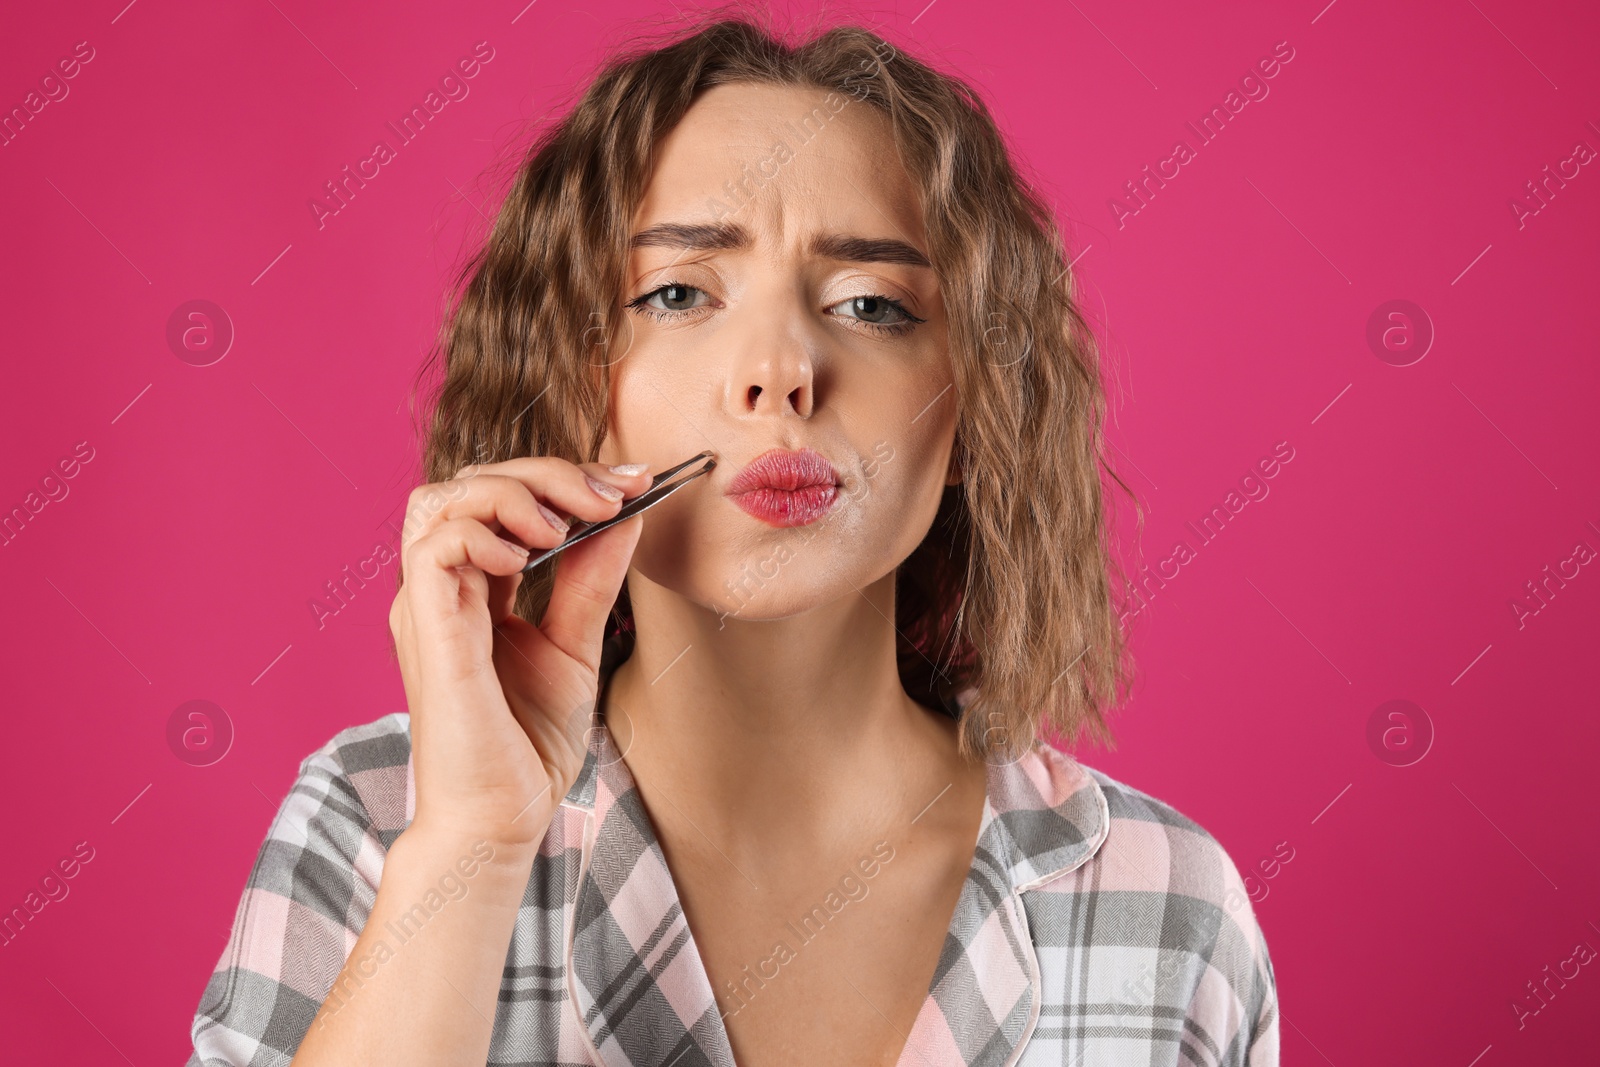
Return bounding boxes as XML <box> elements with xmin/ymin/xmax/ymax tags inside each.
<box><xmin>672</xmin><ymin>839</ymin><xmax>970</xmax><ymax>1067</ymax></box>
<box><xmin>481</xmin><ymin>772</ymin><xmax>1236</xmax><ymax>1066</ymax></box>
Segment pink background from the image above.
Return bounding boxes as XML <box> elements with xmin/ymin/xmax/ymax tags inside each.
<box><xmin>3</xmin><ymin>0</ymin><xmax>1597</xmax><ymax>1062</ymax></box>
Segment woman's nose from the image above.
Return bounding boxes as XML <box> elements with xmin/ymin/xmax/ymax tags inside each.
<box><xmin>740</xmin><ymin>371</ymin><xmax>813</xmax><ymax>419</ymax></box>
<box><xmin>729</xmin><ymin>336</ymin><xmax>815</xmax><ymax>419</ymax></box>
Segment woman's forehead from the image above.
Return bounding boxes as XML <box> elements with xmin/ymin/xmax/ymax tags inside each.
<box><xmin>633</xmin><ymin>82</ymin><xmax>923</xmax><ymax>246</ymax></box>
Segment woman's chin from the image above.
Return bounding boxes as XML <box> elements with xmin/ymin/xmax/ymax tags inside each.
<box><xmin>690</xmin><ymin>572</ymin><xmax>830</xmax><ymax>623</ymax></box>
<box><xmin>630</xmin><ymin>566</ymin><xmax>857</xmax><ymax>627</ymax></box>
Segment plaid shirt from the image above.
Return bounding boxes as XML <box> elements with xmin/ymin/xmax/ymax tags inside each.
<box><xmin>187</xmin><ymin>676</ymin><xmax>1278</xmax><ymax>1065</ymax></box>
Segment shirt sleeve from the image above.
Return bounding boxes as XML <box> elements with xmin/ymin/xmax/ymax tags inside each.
<box><xmin>1176</xmin><ymin>835</ymin><xmax>1281</xmax><ymax>1067</ymax></box>
<box><xmin>185</xmin><ymin>742</ymin><xmax>391</xmax><ymax>1067</ymax></box>
<box><xmin>1242</xmin><ymin>905</ymin><xmax>1280</xmax><ymax>1066</ymax></box>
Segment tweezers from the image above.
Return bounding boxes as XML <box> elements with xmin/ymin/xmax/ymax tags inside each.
<box><xmin>520</xmin><ymin>450</ymin><xmax>718</xmax><ymax>573</ymax></box>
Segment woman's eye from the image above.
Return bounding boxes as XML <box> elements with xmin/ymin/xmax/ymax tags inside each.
<box><xmin>627</xmin><ymin>283</ymin><xmax>711</xmax><ymax>316</ymax></box>
<box><xmin>827</xmin><ymin>294</ymin><xmax>925</xmax><ymax>335</ymax></box>
<box><xmin>625</xmin><ymin>284</ymin><xmax>925</xmax><ymax>337</ymax></box>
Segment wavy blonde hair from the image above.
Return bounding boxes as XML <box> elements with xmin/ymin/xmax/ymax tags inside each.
<box><xmin>407</xmin><ymin>5</ymin><xmax>1140</xmax><ymax>761</ymax></box>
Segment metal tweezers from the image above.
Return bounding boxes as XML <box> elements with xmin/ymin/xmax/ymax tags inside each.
<box><xmin>520</xmin><ymin>450</ymin><xmax>718</xmax><ymax>573</ymax></box>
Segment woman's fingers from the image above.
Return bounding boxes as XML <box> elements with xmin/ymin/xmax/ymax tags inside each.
<box><xmin>402</xmin><ymin>458</ymin><xmax>651</xmax><ymax>557</ymax></box>
<box><xmin>485</xmin><ymin>564</ymin><xmax>525</xmax><ymax>626</ymax></box>
<box><xmin>403</xmin><ymin>517</ymin><xmax>537</xmax><ymax>637</ymax></box>
<box><xmin>406</xmin><ymin>459</ymin><xmax>651</xmax><ymax>624</ymax></box>
<box><xmin>536</xmin><ymin>513</ymin><xmax>644</xmax><ymax>674</ymax></box>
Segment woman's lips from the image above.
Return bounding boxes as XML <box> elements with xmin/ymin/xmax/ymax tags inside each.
<box><xmin>724</xmin><ymin>447</ymin><xmax>840</xmax><ymax>528</ymax></box>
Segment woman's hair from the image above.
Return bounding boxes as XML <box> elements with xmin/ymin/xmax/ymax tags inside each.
<box><xmin>407</xmin><ymin>4</ymin><xmax>1140</xmax><ymax>761</ymax></box>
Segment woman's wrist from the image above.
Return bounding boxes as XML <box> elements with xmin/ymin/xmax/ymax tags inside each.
<box><xmin>393</xmin><ymin>814</ymin><xmax>547</xmax><ymax>882</ymax></box>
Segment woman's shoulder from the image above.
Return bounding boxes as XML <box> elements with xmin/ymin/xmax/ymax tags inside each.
<box><xmin>1059</xmin><ymin>754</ymin><xmax>1264</xmax><ymax>919</ymax></box>
<box><xmin>300</xmin><ymin>710</ymin><xmax>413</xmax><ymax>773</ymax></box>
<box><xmin>1080</xmin><ymin>760</ymin><xmax>1236</xmax><ymax>859</ymax></box>
<box><xmin>1021</xmin><ymin>749</ymin><xmax>1279</xmax><ymax>1057</ymax></box>
<box><xmin>288</xmin><ymin>712</ymin><xmax>417</xmax><ymax>846</ymax></box>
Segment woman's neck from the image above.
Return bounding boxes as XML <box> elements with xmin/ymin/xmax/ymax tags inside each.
<box><xmin>601</xmin><ymin>568</ymin><xmax>977</xmax><ymax>858</ymax></box>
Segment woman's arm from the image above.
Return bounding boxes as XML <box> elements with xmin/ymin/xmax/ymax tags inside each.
<box><xmin>187</xmin><ymin>457</ymin><xmax>648</xmax><ymax>1064</ymax></box>
<box><xmin>288</xmin><ymin>822</ymin><xmax>543</xmax><ymax>1067</ymax></box>
<box><xmin>283</xmin><ymin>455</ymin><xmax>645</xmax><ymax>1061</ymax></box>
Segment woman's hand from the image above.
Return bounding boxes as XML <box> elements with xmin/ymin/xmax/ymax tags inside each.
<box><xmin>388</xmin><ymin>457</ymin><xmax>650</xmax><ymax>854</ymax></box>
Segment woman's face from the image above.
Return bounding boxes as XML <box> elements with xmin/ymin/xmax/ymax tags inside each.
<box><xmin>598</xmin><ymin>81</ymin><xmax>958</xmax><ymax>622</ymax></box>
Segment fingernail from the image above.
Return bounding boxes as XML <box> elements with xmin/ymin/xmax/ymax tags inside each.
<box><xmin>607</xmin><ymin>463</ymin><xmax>648</xmax><ymax>476</ymax></box>
<box><xmin>499</xmin><ymin>535</ymin><xmax>530</xmax><ymax>558</ymax></box>
<box><xmin>536</xmin><ymin>502</ymin><xmax>569</xmax><ymax>535</ymax></box>
<box><xmin>585</xmin><ymin>475</ymin><xmax>624</xmax><ymax>502</ymax></box>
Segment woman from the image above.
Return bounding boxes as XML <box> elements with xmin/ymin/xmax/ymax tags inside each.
<box><xmin>187</xmin><ymin>12</ymin><xmax>1278</xmax><ymax>1066</ymax></box>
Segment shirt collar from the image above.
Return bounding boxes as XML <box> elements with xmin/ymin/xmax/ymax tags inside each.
<box><xmin>556</xmin><ymin>641</ymin><xmax>1109</xmax><ymax>1066</ymax></box>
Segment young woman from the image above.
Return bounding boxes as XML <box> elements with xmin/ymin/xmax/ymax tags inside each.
<box><xmin>187</xmin><ymin>12</ymin><xmax>1277</xmax><ymax>1067</ymax></box>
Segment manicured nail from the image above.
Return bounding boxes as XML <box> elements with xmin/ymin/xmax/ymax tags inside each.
<box><xmin>536</xmin><ymin>502</ymin><xmax>569</xmax><ymax>535</ymax></box>
<box><xmin>607</xmin><ymin>463</ymin><xmax>648</xmax><ymax>476</ymax></box>
<box><xmin>585</xmin><ymin>475</ymin><xmax>624</xmax><ymax>502</ymax></box>
<box><xmin>499</xmin><ymin>536</ymin><xmax>530</xmax><ymax>558</ymax></box>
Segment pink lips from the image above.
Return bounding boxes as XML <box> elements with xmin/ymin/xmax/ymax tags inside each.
<box><xmin>724</xmin><ymin>447</ymin><xmax>840</xmax><ymax>527</ymax></box>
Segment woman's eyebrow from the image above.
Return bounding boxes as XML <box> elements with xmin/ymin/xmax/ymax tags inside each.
<box><xmin>630</xmin><ymin>221</ymin><xmax>932</xmax><ymax>268</ymax></box>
